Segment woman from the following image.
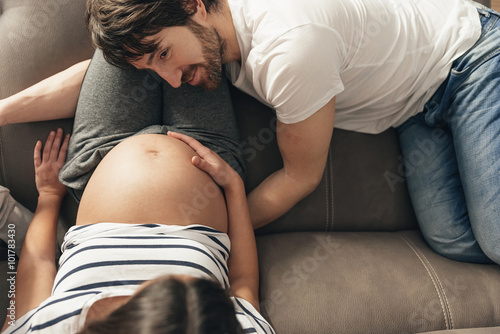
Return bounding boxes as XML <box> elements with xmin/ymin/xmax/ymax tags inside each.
<box><xmin>1</xmin><ymin>128</ymin><xmax>274</xmax><ymax>333</ymax></box>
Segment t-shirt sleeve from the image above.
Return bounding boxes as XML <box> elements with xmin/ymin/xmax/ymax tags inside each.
<box><xmin>250</xmin><ymin>24</ymin><xmax>345</xmax><ymax>124</ymax></box>
<box><xmin>232</xmin><ymin>297</ymin><xmax>276</xmax><ymax>334</ymax></box>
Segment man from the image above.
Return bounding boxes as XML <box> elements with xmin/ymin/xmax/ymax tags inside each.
<box><xmin>1</xmin><ymin>0</ymin><xmax>499</xmax><ymax>264</ymax></box>
<box><xmin>83</xmin><ymin>0</ymin><xmax>335</xmax><ymax>231</ymax></box>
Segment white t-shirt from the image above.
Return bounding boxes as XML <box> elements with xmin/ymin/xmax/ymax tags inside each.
<box><xmin>226</xmin><ymin>0</ymin><xmax>481</xmax><ymax>134</ymax></box>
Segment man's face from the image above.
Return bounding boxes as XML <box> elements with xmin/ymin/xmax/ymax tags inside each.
<box><xmin>131</xmin><ymin>19</ymin><xmax>225</xmax><ymax>91</ymax></box>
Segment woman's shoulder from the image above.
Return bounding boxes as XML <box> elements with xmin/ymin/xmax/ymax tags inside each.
<box><xmin>2</xmin><ymin>291</ymin><xmax>99</xmax><ymax>334</ymax></box>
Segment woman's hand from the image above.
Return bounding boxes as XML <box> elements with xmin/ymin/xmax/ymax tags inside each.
<box><xmin>167</xmin><ymin>131</ymin><xmax>240</xmax><ymax>190</ymax></box>
<box><xmin>34</xmin><ymin>128</ymin><xmax>70</xmax><ymax>198</ymax></box>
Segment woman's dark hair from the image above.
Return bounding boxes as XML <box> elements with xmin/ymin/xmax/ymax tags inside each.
<box><xmin>79</xmin><ymin>277</ymin><xmax>241</xmax><ymax>334</ymax></box>
<box><xmin>85</xmin><ymin>0</ymin><xmax>221</xmax><ymax>69</ymax></box>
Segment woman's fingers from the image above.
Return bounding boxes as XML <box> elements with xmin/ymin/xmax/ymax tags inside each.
<box><xmin>50</xmin><ymin>128</ymin><xmax>63</xmax><ymax>158</ymax></box>
<box><xmin>33</xmin><ymin>140</ymin><xmax>42</xmax><ymax>168</ymax></box>
<box><xmin>168</xmin><ymin>130</ymin><xmax>235</xmax><ymax>187</ymax></box>
<box><xmin>42</xmin><ymin>130</ymin><xmax>56</xmax><ymax>162</ymax></box>
<box><xmin>57</xmin><ymin>134</ymin><xmax>70</xmax><ymax>165</ymax></box>
<box><xmin>36</xmin><ymin>128</ymin><xmax>70</xmax><ymax>167</ymax></box>
<box><xmin>167</xmin><ymin>131</ymin><xmax>210</xmax><ymax>157</ymax></box>
<box><xmin>191</xmin><ymin>155</ymin><xmax>213</xmax><ymax>173</ymax></box>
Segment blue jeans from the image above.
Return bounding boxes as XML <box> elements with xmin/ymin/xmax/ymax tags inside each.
<box><xmin>397</xmin><ymin>7</ymin><xmax>500</xmax><ymax>264</ymax></box>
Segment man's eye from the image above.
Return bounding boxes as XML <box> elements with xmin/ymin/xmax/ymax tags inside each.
<box><xmin>160</xmin><ymin>50</ymin><xmax>168</xmax><ymax>59</ymax></box>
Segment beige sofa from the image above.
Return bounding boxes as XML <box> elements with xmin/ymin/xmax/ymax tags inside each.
<box><xmin>1</xmin><ymin>0</ymin><xmax>499</xmax><ymax>333</ymax></box>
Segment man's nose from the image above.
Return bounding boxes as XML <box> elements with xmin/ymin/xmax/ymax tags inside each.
<box><xmin>155</xmin><ymin>66</ymin><xmax>183</xmax><ymax>88</ymax></box>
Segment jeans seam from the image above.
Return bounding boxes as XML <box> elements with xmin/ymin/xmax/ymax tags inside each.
<box><xmin>423</xmin><ymin>103</ymin><xmax>447</xmax><ymax>128</ymax></box>
<box><xmin>451</xmin><ymin>46</ymin><xmax>500</xmax><ymax>76</ymax></box>
<box><xmin>450</xmin><ymin>12</ymin><xmax>499</xmax><ymax>76</ymax></box>
<box><xmin>444</xmin><ymin>44</ymin><xmax>500</xmax><ymax>124</ymax></box>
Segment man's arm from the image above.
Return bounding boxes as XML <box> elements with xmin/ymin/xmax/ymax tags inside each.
<box><xmin>2</xmin><ymin>129</ymin><xmax>70</xmax><ymax>331</ymax></box>
<box><xmin>167</xmin><ymin>131</ymin><xmax>260</xmax><ymax>310</ymax></box>
<box><xmin>0</xmin><ymin>60</ymin><xmax>90</xmax><ymax>126</ymax></box>
<box><xmin>247</xmin><ymin>98</ymin><xmax>336</xmax><ymax>229</ymax></box>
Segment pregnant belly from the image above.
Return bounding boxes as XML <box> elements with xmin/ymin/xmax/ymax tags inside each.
<box><xmin>75</xmin><ymin>134</ymin><xmax>228</xmax><ymax>233</ymax></box>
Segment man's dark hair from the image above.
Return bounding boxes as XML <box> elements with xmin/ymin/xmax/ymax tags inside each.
<box><xmin>79</xmin><ymin>277</ymin><xmax>241</xmax><ymax>334</ymax></box>
<box><xmin>85</xmin><ymin>0</ymin><xmax>221</xmax><ymax>69</ymax></box>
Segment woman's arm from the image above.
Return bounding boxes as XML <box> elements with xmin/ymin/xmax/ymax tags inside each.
<box><xmin>1</xmin><ymin>129</ymin><xmax>70</xmax><ymax>331</ymax></box>
<box><xmin>0</xmin><ymin>60</ymin><xmax>90</xmax><ymax>126</ymax></box>
<box><xmin>167</xmin><ymin>131</ymin><xmax>260</xmax><ymax>311</ymax></box>
<box><xmin>223</xmin><ymin>177</ymin><xmax>260</xmax><ymax>310</ymax></box>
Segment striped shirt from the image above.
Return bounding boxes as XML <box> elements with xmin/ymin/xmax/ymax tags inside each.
<box><xmin>4</xmin><ymin>223</ymin><xmax>275</xmax><ymax>334</ymax></box>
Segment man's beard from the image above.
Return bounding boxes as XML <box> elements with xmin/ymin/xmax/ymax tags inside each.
<box><xmin>183</xmin><ymin>19</ymin><xmax>226</xmax><ymax>91</ymax></box>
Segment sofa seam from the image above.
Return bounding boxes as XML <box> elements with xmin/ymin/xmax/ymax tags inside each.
<box><xmin>418</xmin><ymin>249</ymin><xmax>455</xmax><ymax>330</ymax></box>
<box><xmin>400</xmin><ymin>235</ymin><xmax>454</xmax><ymax>330</ymax></box>
<box><xmin>324</xmin><ymin>167</ymin><xmax>329</xmax><ymax>231</ymax></box>
<box><xmin>329</xmin><ymin>147</ymin><xmax>334</xmax><ymax>230</ymax></box>
<box><xmin>325</xmin><ymin>147</ymin><xmax>334</xmax><ymax>232</ymax></box>
<box><xmin>0</xmin><ymin>129</ymin><xmax>8</xmax><ymax>187</ymax></box>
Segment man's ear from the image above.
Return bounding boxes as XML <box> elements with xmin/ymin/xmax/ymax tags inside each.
<box><xmin>186</xmin><ymin>0</ymin><xmax>208</xmax><ymax>23</ymax></box>
<box><xmin>186</xmin><ymin>0</ymin><xmax>207</xmax><ymax>18</ymax></box>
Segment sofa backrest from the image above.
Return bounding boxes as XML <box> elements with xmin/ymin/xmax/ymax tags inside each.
<box><xmin>0</xmin><ymin>0</ymin><xmax>94</xmax><ymax>231</ymax></box>
<box><xmin>231</xmin><ymin>88</ymin><xmax>419</xmax><ymax>234</ymax></box>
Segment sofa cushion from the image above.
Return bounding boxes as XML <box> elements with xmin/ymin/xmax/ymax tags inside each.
<box><xmin>256</xmin><ymin>230</ymin><xmax>500</xmax><ymax>333</ymax></box>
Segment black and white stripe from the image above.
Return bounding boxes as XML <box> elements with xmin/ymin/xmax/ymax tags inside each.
<box><xmin>4</xmin><ymin>223</ymin><xmax>274</xmax><ymax>334</ymax></box>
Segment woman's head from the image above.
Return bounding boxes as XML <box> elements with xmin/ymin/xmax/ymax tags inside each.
<box><xmin>80</xmin><ymin>275</ymin><xmax>241</xmax><ymax>334</ymax></box>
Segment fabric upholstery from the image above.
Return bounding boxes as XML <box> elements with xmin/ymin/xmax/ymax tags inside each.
<box><xmin>0</xmin><ymin>0</ymin><xmax>498</xmax><ymax>332</ymax></box>
<box><xmin>257</xmin><ymin>231</ymin><xmax>500</xmax><ymax>333</ymax></box>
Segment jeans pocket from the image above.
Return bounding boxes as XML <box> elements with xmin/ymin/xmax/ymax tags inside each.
<box><xmin>451</xmin><ymin>14</ymin><xmax>500</xmax><ymax>76</ymax></box>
